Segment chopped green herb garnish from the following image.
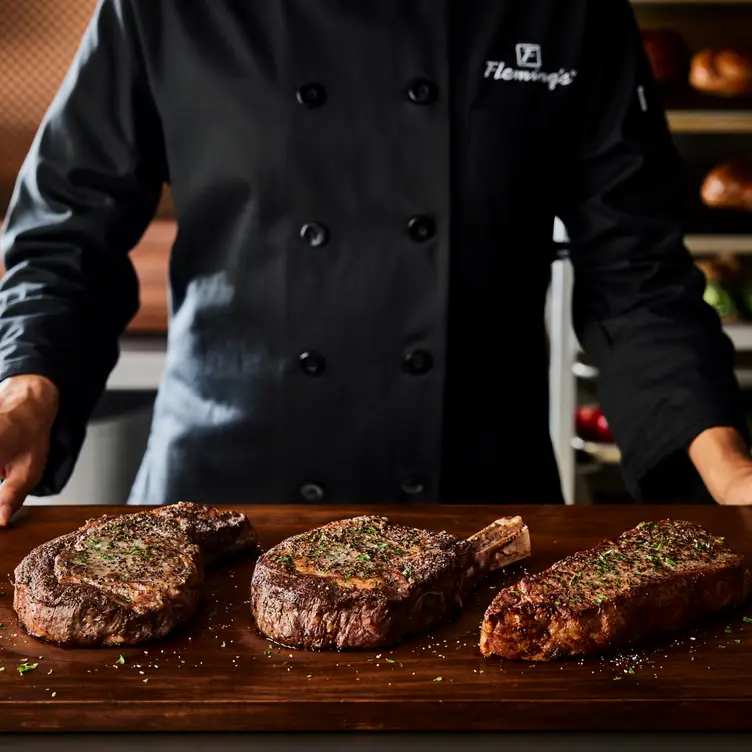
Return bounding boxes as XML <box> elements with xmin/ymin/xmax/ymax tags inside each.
<box><xmin>626</xmin><ymin>668</ymin><xmax>635</xmax><ymax>674</ymax></box>
<box><xmin>614</xmin><ymin>677</ymin><xmax>623</xmax><ymax>681</ymax></box>
<box><xmin>385</xmin><ymin>658</ymin><xmax>395</xmax><ymax>663</ymax></box>
<box><xmin>734</xmin><ymin>639</ymin><xmax>741</xmax><ymax>644</ymax></box>
<box><xmin>433</xmin><ymin>676</ymin><xmax>443</xmax><ymax>682</ymax></box>
<box><xmin>18</xmin><ymin>663</ymin><xmax>38</xmax><ymax>675</ymax></box>
<box><xmin>725</xmin><ymin>626</ymin><xmax>732</xmax><ymax>634</ymax></box>
<box><xmin>264</xmin><ymin>646</ymin><xmax>273</xmax><ymax>657</ymax></box>
<box><xmin>743</xmin><ymin>617</ymin><xmax>752</xmax><ymax>624</ymax></box>
<box><xmin>115</xmin><ymin>655</ymin><xmax>125</xmax><ymax>665</ymax></box>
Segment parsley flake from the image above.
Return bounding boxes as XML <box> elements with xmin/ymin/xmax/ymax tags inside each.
<box><xmin>433</xmin><ymin>676</ymin><xmax>443</xmax><ymax>682</ymax></box>
<box><xmin>18</xmin><ymin>663</ymin><xmax>38</xmax><ymax>675</ymax></box>
<box><xmin>115</xmin><ymin>655</ymin><xmax>125</xmax><ymax>665</ymax></box>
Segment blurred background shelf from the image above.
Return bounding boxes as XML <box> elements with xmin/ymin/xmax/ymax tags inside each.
<box><xmin>687</xmin><ymin>235</ymin><xmax>752</xmax><ymax>254</ymax></box>
<box><xmin>632</xmin><ymin>0</ymin><xmax>752</xmax><ymax>6</ymax></box>
<box><xmin>668</xmin><ymin>109</ymin><xmax>752</xmax><ymax>132</ymax></box>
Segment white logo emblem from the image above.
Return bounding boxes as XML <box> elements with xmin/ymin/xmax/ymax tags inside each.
<box><xmin>485</xmin><ymin>44</ymin><xmax>577</xmax><ymax>91</ymax></box>
<box><xmin>516</xmin><ymin>43</ymin><xmax>541</xmax><ymax>68</ymax></box>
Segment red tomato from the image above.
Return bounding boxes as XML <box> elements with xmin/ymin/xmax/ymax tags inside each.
<box><xmin>595</xmin><ymin>413</ymin><xmax>614</xmax><ymax>443</ymax></box>
<box><xmin>575</xmin><ymin>405</ymin><xmax>601</xmax><ymax>441</ymax></box>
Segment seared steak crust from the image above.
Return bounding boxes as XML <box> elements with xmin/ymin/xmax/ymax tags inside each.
<box><xmin>14</xmin><ymin>502</ymin><xmax>257</xmax><ymax>647</ymax></box>
<box><xmin>480</xmin><ymin>519</ymin><xmax>752</xmax><ymax>661</ymax></box>
<box><xmin>251</xmin><ymin>515</ymin><xmax>528</xmax><ymax>650</ymax></box>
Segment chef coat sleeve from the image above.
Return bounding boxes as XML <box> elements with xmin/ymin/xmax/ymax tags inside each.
<box><xmin>0</xmin><ymin>0</ymin><xmax>165</xmax><ymax>495</ymax></box>
<box><xmin>557</xmin><ymin>0</ymin><xmax>749</xmax><ymax>502</ymax></box>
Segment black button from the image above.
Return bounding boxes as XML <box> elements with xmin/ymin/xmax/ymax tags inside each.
<box><xmin>299</xmin><ymin>351</ymin><xmax>326</xmax><ymax>377</ymax></box>
<box><xmin>403</xmin><ymin>349</ymin><xmax>434</xmax><ymax>376</ymax></box>
<box><xmin>300</xmin><ymin>222</ymin><xmax>329</xmax><ymax>248</ymax></box>
<box><xmin>296</xmin><ymin>82</ymin><xmax>326</xmax><ymax>108</ymax></box>
<box><xmin>300</xmin><ymin>483</ymin><xmax>325</xmax><ymax>502</ymax></box>
<box><xmin>406</xmin><ymin>78</ymin><xmax>438</xmax><ymax>105</ymax></box>
<box><xmin>406</xmin><ymin>215</ymin><xmax>436</xmax><ymax>243</ymax></box>
<box><xmin>400</xmin><ymin>477</ymin><xmax>426</xmax><ymax>496</ymax></box>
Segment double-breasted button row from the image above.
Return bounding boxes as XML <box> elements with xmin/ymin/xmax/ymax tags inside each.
<box><xmin>299</xmin><ymin>479</ymin><xmax>426</xmax><ymax>503</ymax></box>
<box><xmin>296</xmin><ymin>79</ymin><xmax>439</xmax><ymax>108</ymax></box>
<box><xmin>299</xmin><ymin>216</ymin><xmax>436</xmax><ymax>248</ymax></box>
<box><xmin>298</xmin><ymin>350</ymin><xmax>432</xmax><ymax>378</ymax></box>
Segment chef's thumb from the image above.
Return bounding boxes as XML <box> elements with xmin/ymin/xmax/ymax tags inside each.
<box><xmin>0</xmin><ymin>465</ymin><xmax>34</xmax><ymax>527</ymax></box>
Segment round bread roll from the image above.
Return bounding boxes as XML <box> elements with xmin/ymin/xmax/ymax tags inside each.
<box><xmin>690</xmin><ymin>49</ymin><xmax>752</xmax><ymax>96</ymax></box>
<box><xmin>701</xmin><ymin>156</ymin><xmax>752</xmax><ymax>212</ymax></box>
<box><xmin>641</xmin><ymin>28</ymin><xmax>689</xmax><ymax>84</ymax></box>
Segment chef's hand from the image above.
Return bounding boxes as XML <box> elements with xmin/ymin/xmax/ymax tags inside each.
<box><xmin>0</xmin><ymin>374</ymin><xmax>59</xmax><ymax>526</ymax></box>
<box><xmin>689</xmin><ymin>426</ymin><xmax>752</xmax><ymax>505</ymax></box>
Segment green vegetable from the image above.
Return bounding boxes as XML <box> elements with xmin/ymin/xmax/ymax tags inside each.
<box><xmin>433</xmin><ymin>676</ymin><xmax>443</xmax><ymax>682</ymax></box>
<box><xmin>704</xmin><ymin>280</ymin><xmax>737</xmax><ymax>320</ymax></box>
<box><xmin>115</xmin><ymin>655</ymin><xmax>125</xmax><ymax>665</ymax></box>
<box><xmin>743</xmin><ymin>617</ymin><xmax>752</xmax><ymax>624</ymax></box>
<box><xmin>18</xmin><ymin>663</ymin><xmax>38</xmax><ymax>675</ymax></box>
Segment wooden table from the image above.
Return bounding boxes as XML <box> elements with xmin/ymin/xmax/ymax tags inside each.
<box><xmin>2</xmin><ymin>504</ymin><xmax>752</xmax><ymax>749</ymax></box>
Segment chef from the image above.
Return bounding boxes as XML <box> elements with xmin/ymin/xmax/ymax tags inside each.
<box><xmin>0</xmin><ymin>0</ymin><xmax>751</xmax><ymax>526</ymax></box>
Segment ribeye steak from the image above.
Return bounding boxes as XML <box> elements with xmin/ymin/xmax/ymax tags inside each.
<box><xmin>250</xmin><ymin>514</ymin><xmax>530</xmax><ymax>649</ymax></box>
<box><xmin>14</xmin><ymin>502</ymin><xmax>257</xmax><ymax>646</ymax></box>
<box><xmin>480</xmin><ymin>519</ymin><xmax>751</xmax><ymax>661</ymax></box>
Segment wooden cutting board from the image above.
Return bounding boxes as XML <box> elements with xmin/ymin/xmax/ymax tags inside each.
<box><xmin>1</xmin><ymin>504</ymin><xmax>752</xmax><ymax>733</ymax></box>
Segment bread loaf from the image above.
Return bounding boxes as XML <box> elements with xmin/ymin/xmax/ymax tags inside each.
<box><xmin>690</xmin><ymin>49</ymin><xmax>752</xmax><ymax>96</ymax></box>
<box><xmin>701</xmin><ymin>156</ymin><xmax>752</xmax><ymax>212</ymax></box>
<box><xmin>641</xmin><ymin>28</ymin><xmax>689</xmax><ymax>84</ymax></box>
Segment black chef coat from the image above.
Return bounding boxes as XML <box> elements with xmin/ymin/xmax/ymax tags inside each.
<box><xmin>0</xmin><ymin>0</ymin><xmax>746</xmax><ymax>507</ymax></box>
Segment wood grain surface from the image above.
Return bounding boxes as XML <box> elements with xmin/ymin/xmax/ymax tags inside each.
<box><xmin>1</xmin><ymin>504</ymin><xmax>752</xmax><ymax>733</ymax></box>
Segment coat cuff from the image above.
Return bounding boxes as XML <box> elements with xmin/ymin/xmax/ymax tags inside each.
<box><xmin>0</xmin><ymin>359</ymin><xmax>88</xmax><ymax>496</ymax></box>
<box><xmin>623</xmin><ymin>410</ymin><xmax>750</xmax><ymax>503</ymax></box>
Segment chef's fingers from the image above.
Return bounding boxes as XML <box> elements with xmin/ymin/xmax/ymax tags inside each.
<box><xmin>0</xmin><ymin>459</ymin><xmax>38</xmax><ymax>526</ymax></box>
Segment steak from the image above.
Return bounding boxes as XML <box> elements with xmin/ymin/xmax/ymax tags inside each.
<box><xmin>250</xmin><ymin>514</ymin><xmax>530</xmax><ymax>650</ymax></box>
<box><xmin>14</xmin><ymin>502</ymin><xmax>257</xmax><ymax>646</ymax></box>
<box><xmin>480</xmin><ymin>519</ymin><xmax>752</xmax><ymax>661</ymax></box>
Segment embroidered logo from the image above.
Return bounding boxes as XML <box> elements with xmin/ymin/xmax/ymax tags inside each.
<box><xmin>485</xmin><ymin>44</ymin><xmax>577</xmax><ymax>91</ymax></box>
<box><xmin>516</xmin><ymin>43</ymin><xmax>542</xmax><ymax>68</ymax></box>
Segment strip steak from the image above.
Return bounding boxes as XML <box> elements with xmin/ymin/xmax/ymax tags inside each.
<box><xmin>250</xmin><ymin>514</ymin><xmax>530</xmax><ymax>650</ymax></box>
<box><xmin>480</xmin><ymin>519</ymin><xmax>751</xmax><ymax>661</ymax></box>
<box><xmin>14</xmin><ymin>502</ymin><xmax>257</xmax><ymax>646</ymax></box>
